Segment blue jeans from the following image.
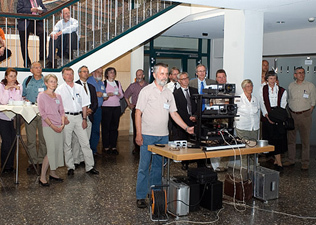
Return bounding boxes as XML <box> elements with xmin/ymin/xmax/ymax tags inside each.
<box><xmin>90</xmin><ymin>107</ymin><xmax>102</xmax><ymax>153</ymax></box>
<box><xmin>136</xmin><ymin>134</ymin><xmax>168</xmax><ymax>199</ymax></box>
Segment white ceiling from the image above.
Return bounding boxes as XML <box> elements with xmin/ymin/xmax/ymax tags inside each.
<box><xmin>163</xmin><ymin>0</ymin><xmax>316</xmax><ymax>39</ymax></box>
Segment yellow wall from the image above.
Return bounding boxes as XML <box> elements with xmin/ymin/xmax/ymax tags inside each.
<box><xmin>101</xmin><ymin>51</ymin><xmax>132</xmax><ymax>134</ymax></box>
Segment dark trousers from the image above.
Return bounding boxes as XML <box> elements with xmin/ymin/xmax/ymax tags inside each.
<box><xmin>101</xmin><ymin>106</ymin><xmax>121</xmax><ymax>148</ymax></box>
<box><xmin>18</xmin><ymin>21</ymin><xmax>45</xmax><ymax>67</ymax></box>
<box><xmin>0</xmin><ymin>119</ymin><xmax>16</xmax><ymax>169</ymax></box>
<box><xmin>0</xmin><ymin>48</ymin><xmax>12</xmax><ymax>63</ymax></box>
<box><xmin>48</xmin><ymin>32</ymin><xmax>77</xmax><ymax>62</ymax></box>
<box><xmin>131</xmin><ymin>108</ymin><xmax>140</xmax><ymax>151</ymax></box>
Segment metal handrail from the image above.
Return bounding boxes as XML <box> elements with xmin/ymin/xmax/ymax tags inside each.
<box><xmin>0</xmin><ymin>0</ymin><xmax>177</xmax><ymax>70</ymax></box>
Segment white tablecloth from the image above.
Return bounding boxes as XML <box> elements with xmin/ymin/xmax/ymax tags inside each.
<box><xmin>0</xmin><ymin>105</ymin><xmax>39</xmax><ymax>123</ymax></box>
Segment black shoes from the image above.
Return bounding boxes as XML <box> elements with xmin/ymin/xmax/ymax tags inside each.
<box><xmin>2</xmin><ymin>168</ymin><xmax>15</xmax><ymax>174</ymax></box>
<box><xmin>75</xmin><ymin>162</ymin><xmax>85</xmax><ymax>169</ymax></box>
<box><xmin>112</xmin><ymin>148</ymin><xmax>119</xmax><ymax>155</ymax></box>
<box><xmin>274</xmin><ymin>164</ymin><xmax>284</xmax><ymax>172</ymax></box>
<box><xmin>39</xmin><ymin>179</ymin><xmax>49</xmax><ymax>187</ymax></box>
<box><xmin>86</xmin><ymin>168</ymin><xmax>99</xmax><ymax>175</ymax></box>
<box><xmin>103</xmin><ymin>148</ymin><xmax>119</xmax><ymax>155</ymax></box>
<box><xmin>136</xmin><ymin>199</ymin><xmax>147</xmax><ymax>208</ymax></box>
<box><xmin>49</xmin><ymin>175</ymin><xmax>64</xmax><ymax>182</ymax></box>
<box><xmin>68</xmin><ymin>169</ymin><xmax>74</xmax><ymax>176</ymax></box>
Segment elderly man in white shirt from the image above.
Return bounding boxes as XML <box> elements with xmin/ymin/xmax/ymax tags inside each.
<box><xmin>46</xmin><ymin>7</ymin><xmax>78</xmax><ymax>68</ymax></box>
<box><xmin>55</xmin><ymin>67</ymin><xmax>99</xmax><ymax>176</ymax></box>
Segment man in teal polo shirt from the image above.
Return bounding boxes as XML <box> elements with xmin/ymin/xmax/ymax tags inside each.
<box><xmin>22</xmin><ymin>62</ymin><xmax>47</xmax><ymax>172</ymax></box>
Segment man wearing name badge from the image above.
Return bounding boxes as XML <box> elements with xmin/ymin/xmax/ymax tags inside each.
<box><xmin>55</xmin><ymin>67</ymin><xmax>99</xmax><ymax>176</ymax></box>
<box><xmin>22</xmin><ymin>62</ymin><xmax>47</xmax><ymax>172</ymax></box>
<box><xmin>87</xmin><ymin>67</ymin><xmax>108</xmax><ymax>155</ymax></box>
<box><xmin>135</xmin><ymin>63</ymin><xmax>194</xmax><ymax>208</ymax></box>
<box><xmin>284</xmin><ymin>67</ymin><xmax>316</xmax><ymax>170</ymax></box>
<box><xmin>72</xmin><ymin>66</ymin><xmax>98</xmax><ymax>167</ymax></box>
<box><xmin>124</xmin><ymin>69</ymin><xmax>148</xmax><ymax>154</ymax></box>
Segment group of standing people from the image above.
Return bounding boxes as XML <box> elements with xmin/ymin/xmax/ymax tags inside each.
<box><xmin>0</xmin><ymin>62</ymin><xmax>145</xmax><ymax>186</ymax></box>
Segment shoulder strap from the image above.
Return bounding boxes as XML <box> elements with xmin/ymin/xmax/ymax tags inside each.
<box><xmin>25</xmin><ymin>76</ymin><xmax>32</xmax><ymax>87</ymax></box>
<box><xmin>277</xmin><ymin>86</ymin><xmax>285</xmax><ymax>106</ymax></box>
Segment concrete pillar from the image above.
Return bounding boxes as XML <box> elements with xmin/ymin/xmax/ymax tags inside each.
<box><xmin>129</xmin><ymin>45</ymin><xmax>144</xmax><ymax>134</ymax></box>
<box><xmin>223</xmin><ymin>10</ymin><xmax>264</xmax><ymax>98</ymax></box>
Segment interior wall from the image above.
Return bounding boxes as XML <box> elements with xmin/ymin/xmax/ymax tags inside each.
<box><xmin>103</xmin><ymin>52</ymin><xmax>132</xmax><ymax>134</ymax></box>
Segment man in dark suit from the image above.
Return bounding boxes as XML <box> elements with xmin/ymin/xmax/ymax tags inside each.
<box><xmin>173</xmin><ymin>72</ymin><xmax>198</xmax><ymax>140</ymax></box>
<box><xmin>174</xmin><ymin>72</ymin><xmax>200</xmax><ymax>170</ymax></box>
<box><xmin>17</xmin><ymin>0</ymin><xmax>47</xmax><ymax>68</ymax></box>
<box><xmin>72</xmin><ymin>66</ymin><xmax>98</xmax><ymax>166</ymax></box>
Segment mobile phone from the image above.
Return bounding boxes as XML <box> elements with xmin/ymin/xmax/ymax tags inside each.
<box><xmin>155</xmin><ymin>144</ymin><xmax>165</xmax><ymax>147</ymax></box>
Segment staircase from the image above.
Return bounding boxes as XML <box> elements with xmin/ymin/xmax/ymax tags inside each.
<box><xmin>0</xmin><ymin>0</ymin><xmax>192</xmax><ymax>72</ymax></box>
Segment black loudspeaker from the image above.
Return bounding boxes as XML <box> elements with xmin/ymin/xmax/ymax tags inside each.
<box><xmin>200</xmin><ymin>181</ymin><xmax>223</xmax><ymax>211</ymax></box>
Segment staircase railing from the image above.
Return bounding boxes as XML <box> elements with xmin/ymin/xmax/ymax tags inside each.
<box><xmin>0</xmin><ymin>0</ymin><xmax>177</xmax><ymax>71</ymax></box>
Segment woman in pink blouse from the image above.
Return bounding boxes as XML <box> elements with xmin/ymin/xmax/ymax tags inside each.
<box><xmin>101</xmin><ymin>67</ymin><xmax>124</xmax><ymax>155</ymax></box>
<box><xmin>37</xmin><ymin>74</ymin><xmax>65</xmax><ymax>186</ymax></box>
<box><xmin>0</xmin><ymin>68</ymin><xmax>23</xmax><ymax>173</ymax></box>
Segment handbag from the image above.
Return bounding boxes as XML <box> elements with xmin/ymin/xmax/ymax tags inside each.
<box><xmin>284</xmin><ymin>106</ymin><xmax>295</xmax><ymax>130</ymax></box>
<box><xmin>268</xmin><ymin>106</ymin><xmax>288</xmax><ymax>123</ymax></box>
<box><xmin>120</xmin><ymin>97</ymin><xmax>128</xmax><ymax>116</ymax></box>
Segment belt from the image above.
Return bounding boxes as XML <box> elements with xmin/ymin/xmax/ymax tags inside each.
<box><xmin>290</xmin><ymin>109</ymin><xmax>310</xmax><ymax>114</ymax></box>
<box><xmin>65</xmin><ymin>111</ymin><xmax>82</xmax><ymax>116</ymax></box>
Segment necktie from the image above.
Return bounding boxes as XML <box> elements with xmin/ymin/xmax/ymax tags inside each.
<box><xmin>185</xmin><ymin>89</ymin><xmax>192</xmax><ymax>115</ymax></box>
<box><xmin>30</xmin><ymin>0</ymin><xmax>38</xmax><ymax>14</ymax></box>
<box><xmin>200</xmin><ymin>82</ymin><xmax>205</xmax><ymax>111</ymax></box>
<box><xmin>83</xmin><ymin>82</ymin><xmax>88</xmax><ymax>94</ymax></box>
<box><xmin>174</xmin><ymin>82</ymin><xmax>177</xmax><ymax>92</ymax></box>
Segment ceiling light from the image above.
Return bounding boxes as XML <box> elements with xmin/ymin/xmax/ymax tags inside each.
<box><xmin>308</xmin><ymin>17</ymin><xmax>315</xmax><ymax>22</ymax></box>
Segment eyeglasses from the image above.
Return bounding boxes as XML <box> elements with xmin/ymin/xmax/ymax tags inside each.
<box><xmin>179</xmin><ymin>77</ymin><xmax>189</xmax><ymax>80</ymax></box>
<box><xmin>197</xmin><ymin>70</ymin><xmax>206</xmax><ymax>73</ymax></box>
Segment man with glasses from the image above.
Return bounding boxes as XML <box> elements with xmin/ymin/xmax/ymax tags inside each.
<box><xmin>22</xmin><ymin>62</ymin><xmax>47</xmax><ymax>172</ymax></box>
<box><xmin>189</xmin><ymin>64</ymin><xmax>216</xmax><ymax>93</ymax></box>
<box><xmin>173</xmin><ymin>72</ymin><xmax>198</xmax><ymax>140</ymax></box>
<box><xmin>284</xmin><ymin>67</ymin><xmax>316</xmax><ymax>170</ymax></box>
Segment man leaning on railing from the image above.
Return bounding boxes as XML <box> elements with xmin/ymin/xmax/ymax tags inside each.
<box><xmin>17</xmin><ymin>0</ymin><xmax>47</xmax><ymax>68</ymax></box>
<box><xmin>46</xmin><ymin>7</ymin><xmax>78</xmax><ymax>69</ymax></box>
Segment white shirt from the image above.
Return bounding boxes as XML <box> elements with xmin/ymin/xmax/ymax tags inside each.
<box><xmin>79</xmin><ymin>80</ymin><xmax>91</xmax><ymax>107</ymax></box>
<box><xmin>55</xmin><ymin>83</ymin><xmax>90</xmax><ymax>113</ymax></box>
<box><xmin>234</xmin><ymin>92</ymin><xmax>260</xmax><ymax>131</ymax></box>
<box><xmin>260</xmin><ymin>84</ymin><xmax>287</xmax><ymax>116</ymax></box>
<box><xmin>51</xmin><ymin>18</ymin><xmax>79</xmax><ymax>39</ymax></box>
<box><xmin>166</xmin><ymin>81</ymin><xmax>180</xmax><ymax>93</ymax></box>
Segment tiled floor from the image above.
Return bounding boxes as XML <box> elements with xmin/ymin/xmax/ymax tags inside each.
<box><xmin>1</xmin><ymin>135</ymin><xmax>316</xmax><ymax>224</ymax></box>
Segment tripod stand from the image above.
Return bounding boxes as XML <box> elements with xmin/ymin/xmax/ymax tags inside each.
<box><xmin>1</xmin><ymin>114</ymin><xmax>39</xmax><ymax>184</ymax></box>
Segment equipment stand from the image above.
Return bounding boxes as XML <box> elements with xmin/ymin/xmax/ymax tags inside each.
<box><xmin>0</xmin><ymin>115</ymin><xmax>39</xmax><ymax>184</ymax></box>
